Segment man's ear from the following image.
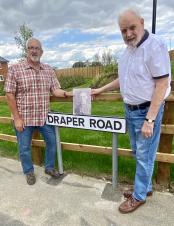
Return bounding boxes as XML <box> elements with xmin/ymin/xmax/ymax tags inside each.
<box><xmin>140</xmin><ymin>18</ymin><xmax>144</xmax><ymax>26</ymax></box>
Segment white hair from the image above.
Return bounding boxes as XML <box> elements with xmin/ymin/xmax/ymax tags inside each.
<box><xmin>118</xmin><ymin>8</ymin><xmax>142</xmax><ymax>23</ymax></box>
<box><xmin>26</xmin><ymin>37</ymin><xmax>42</xmax><ymax>50</ymax></box>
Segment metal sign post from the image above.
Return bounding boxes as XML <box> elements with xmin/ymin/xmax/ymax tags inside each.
<box><xmin>55</xmin><ymin>126</ymin><xmax>64</xmax><ymax>175</ymax></box>
<box><xmin>112</xmin><ymin>132</ymin><xmax>118</xmax><ymax>189</ymax></box>
<box><xmin>47</xmin><ymin>112</ymin><xmax>126</xmax><ymax>188</ymax></box>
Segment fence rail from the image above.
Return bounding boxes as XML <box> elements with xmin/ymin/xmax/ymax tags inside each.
<box><xmin>0</xmin><ymin>133</ymin><xmax>174</xmax><ymax>164</ymax></box>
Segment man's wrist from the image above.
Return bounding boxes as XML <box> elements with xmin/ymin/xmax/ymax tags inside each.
<box><xmin>145</xmin><ymin>118</ymin><xmax>155</xmax><ymax>123</ymax></box>
<box><xmin>63</xmin><ymin>91</ymin><xmax>67</xmax><ymax>98</ymax></box>
<box><xmin>13</xmin><ymin>115</ymin><xmax>21</xmax><ymax>120</ymax></box>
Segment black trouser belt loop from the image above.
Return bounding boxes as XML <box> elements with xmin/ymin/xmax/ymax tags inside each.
<box><xmin>127</xmin><ymin>101</ymin><xmax>151</xmax><ymax>111</ymax></box>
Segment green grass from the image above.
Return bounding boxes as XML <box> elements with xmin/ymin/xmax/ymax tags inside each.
<box><xmin>0</xmin><ymin>141</ymin><xmax>18</xmax><ymax>158</ymax></box>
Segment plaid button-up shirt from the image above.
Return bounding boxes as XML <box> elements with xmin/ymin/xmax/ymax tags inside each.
<box><xmin>5</xmin><ymin>60</ymin><xmax>60</xmax><ymax>126</ymax></box>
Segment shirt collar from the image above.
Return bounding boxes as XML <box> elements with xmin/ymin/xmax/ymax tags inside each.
<box><xmin>23</xmin><ymin>59</ymin><xmax>44</xmax><ymax>70</ymax></box>
<box><xmin>136</xmin><ymin>30</ymin><xmax>149</xmax><ymax>48</ymax></box>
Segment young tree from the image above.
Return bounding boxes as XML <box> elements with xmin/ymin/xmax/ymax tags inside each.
<box><xmin>91</xmin><ymin>53</ymin><xmax>102</xmax><ymax>66</ymax></box>
<box><xmin>14</xmin><ymin>24</ymin><xmax>33</xmax><ymax>59</ymax></box>
<box><xmin>102</xmin><ymin>49</ymin><xmax>113</xmax><ymax>65</ymax></box>
<box><xmin>93</xmin><ymin>53</ymin><xmax>100</xmax><ymax>63</ymax></box>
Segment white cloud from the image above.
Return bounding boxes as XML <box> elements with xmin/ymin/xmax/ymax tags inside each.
<box><xmin>0</xmin><ymin>43</ymin><xmax>20</xmax><ymax>60</ymax></box>
<box><xmin>0</xmin><ymin>0</ymin><xmax>173</xmax><ymax>67</ymax></box>
<box><xmin>41</xmin><ymin>38</ymin><xmax>125</xmax><ymax>68</ymax></box>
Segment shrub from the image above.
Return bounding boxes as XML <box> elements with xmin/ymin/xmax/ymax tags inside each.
<box><xmin>90</xmin><ymin>72</ymin><xmax>117</xmax><ymax>88</ymax></box>
<box><xmin>90</xmin><ymin>64</ymin><xmax>118</xmax><ymax>88</ymax></box>
<box><xmin>58</xmin><ymin>75</ymin><xmax>89</xmax><ymax>89</ymax></box>
<box><xmin>103</xmin><ymin>64</ymin><xmax>117</xmax><ymax>74</ymax></box>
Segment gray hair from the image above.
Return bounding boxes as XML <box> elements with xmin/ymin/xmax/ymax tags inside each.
<box><xmin>26</xmin><ymin>37</ymin><xmax>42</xmax><ymax>50</ymax></box>
<box><xmin>118</xmin><ymin>8</ymin><xmax>142</xmax><ymax>23</ymax></box>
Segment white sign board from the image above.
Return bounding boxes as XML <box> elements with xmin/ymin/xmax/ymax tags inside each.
<box><xmin>47</xmin><ymin>112</ymin><xmax>126</xmax><ymax>134</ymax></box>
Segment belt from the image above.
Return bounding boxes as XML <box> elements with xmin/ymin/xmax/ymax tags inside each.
<box><xmin>127</xmin><ymin>101</ymin><xmax>151</xmax><ymax>111</ymax></box>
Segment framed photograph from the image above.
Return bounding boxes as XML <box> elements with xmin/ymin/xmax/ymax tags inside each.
<box><xmin>73</xmin><ymin>88</ymin><xmax>91</xmax><ymax>115</ymax></box>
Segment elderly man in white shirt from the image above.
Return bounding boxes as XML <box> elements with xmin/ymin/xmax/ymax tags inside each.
<box><xmin>92</xmin><ymin>8</ymin><xmax>171</xmax><ymax>213</ymax></box>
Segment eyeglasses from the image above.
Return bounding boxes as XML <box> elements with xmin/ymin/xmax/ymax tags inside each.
<box><xmin>27</xmin><ymin>46</ymin><xmax>41</xmax><ymax>51</ymax></box>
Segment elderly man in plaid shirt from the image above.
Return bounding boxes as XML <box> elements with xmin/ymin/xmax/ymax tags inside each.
<box><xmin>5</xmin><ymin>38</ymin><xmax>71</xmax><ymax>185</ymax></box>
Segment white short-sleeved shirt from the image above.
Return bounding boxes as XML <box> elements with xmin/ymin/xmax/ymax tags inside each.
<box><xmin>118</xmin><ymin>30</ymin><xmax>171</xmax><ymax>105</ymax></box>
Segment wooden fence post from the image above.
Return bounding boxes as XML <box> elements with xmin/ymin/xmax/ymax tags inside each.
<box><xmin>156</xmin><ymin>82</ymin><xmax>174</xmax><ymax>186</ymax></box>
<box><xmin>32</xmin><ymin>130</ymin><xmax>43</xmax><ymax>166</ymax></box>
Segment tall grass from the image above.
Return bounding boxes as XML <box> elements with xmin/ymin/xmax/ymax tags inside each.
<box><xmin>58</xmin><ymin>75</ymin><xmax>91</xmax><ymax>89</ymax></box>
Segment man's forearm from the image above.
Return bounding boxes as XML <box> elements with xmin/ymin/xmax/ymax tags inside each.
<box><xmin>6</xmin><ymin>93</ymin><xmax>21</xmax><ymax>119</ymax></box>
<box><xmin>146</xmin><ymin>78</ymin><xmax>169</xmax><ymax>120</ymax></box>
<box><xmin>52</xmin><ymin>88</ymin><xmax>72</xmax><ymax>98</ymax></box>
<box><xmin>98</xmin><ymin>79</ymin><xmax>120</xmax><ymax>93</ymax></box>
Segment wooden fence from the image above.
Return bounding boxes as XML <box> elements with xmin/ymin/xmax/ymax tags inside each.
<box><xmin>0</xmin><ymin>81</ymin><xmax>174</xmax><ymax>186</ymax></box>
<box><xmin>55</xmin><ymin>66</ymin><xmax>103</xmax><ymax>78</ymax></box>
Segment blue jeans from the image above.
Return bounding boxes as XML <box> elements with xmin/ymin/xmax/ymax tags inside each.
<box><xmin>125</xmin><ymin>103</ymin><xmax>164</xmax><ymax>201</ymax></box>
<box><xmin>15</xmin><ymin>124</ymin><xmax>57</xmax><ymax>174</ymax></box>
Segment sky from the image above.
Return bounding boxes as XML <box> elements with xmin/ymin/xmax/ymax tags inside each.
<box><xmin>0</xmin><ymin>0</ymin><xmax>174</xmax><ymax>68</ymax></box>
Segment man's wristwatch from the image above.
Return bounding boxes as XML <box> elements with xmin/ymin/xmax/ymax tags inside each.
<box><xmin>145</xmin><ymin>118</ymin><xmax>155</xmax><ymax>123</ymax></box>
<box><xmin>63</xmin><ymin>91</ymin><xmax>67</xmax><ymax>98</ymax></box>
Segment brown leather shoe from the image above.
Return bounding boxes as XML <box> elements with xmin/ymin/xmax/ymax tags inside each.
<box><xmin>45</xmin><ymin>169</ymin><xmax>60</xmax><ymax>179</ymax></box>
<box><xmin>123</xmin><ymin>189</ymin><xmax>153</xmax><ymax>199</ymax></box>
<box><xmin>26</xmin><ymin>172</ymin><xmax>36</xmax><ymax>185</ymax></box>
<box><xmin>119</xmin><ymin>195</ymin><xmax>146</xmax><ymax>214</ymax></box>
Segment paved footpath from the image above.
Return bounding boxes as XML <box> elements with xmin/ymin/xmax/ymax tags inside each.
<box><xmin>0</xmin><ymin>157</ymin><xmax>174</xmax><ymax>226</ymax></box>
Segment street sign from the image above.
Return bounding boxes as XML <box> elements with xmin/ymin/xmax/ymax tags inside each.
<box><xmin>47</xmin><ymin>112</ymin><xmax>126</xmax><ymax>134</ymax></box>
<box><xmin>46</xmin><ymin>111</ymin><xmax>126</xmax><ymax>189</ymax></box>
